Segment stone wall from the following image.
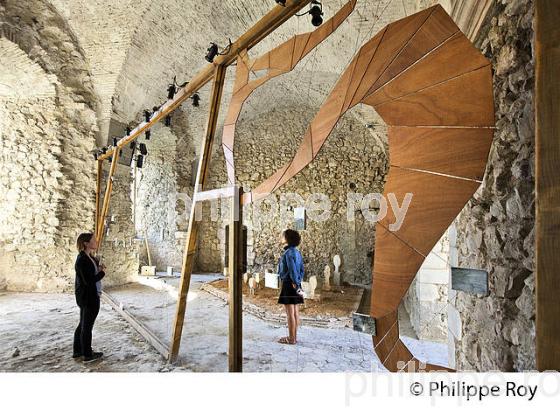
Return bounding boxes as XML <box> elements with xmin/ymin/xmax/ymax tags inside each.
<box><xmin>0</xmin><ymin>98</ymin><xmax>89</xmax><ymax>291</ymax></box>
<box><xmin>404</xmin><ymin>232</ymin><xmax>450</xmax><ymax>342</ymax></box>
<box><xmin>134</xmin><ymin>126</ymin><xmax>183</xmax><ymax>271</ymax></box>
<box><xmin>198</xmin><ymin>104</ymin><xmax>388</xmax><ymax>284</ymax></box>
<box><xmin>450</xmin><ymin>0</ymin><xmax>535</xmax><ymax>371</ymax></box>
<box><xmin>0</xmin><ymin>1</ymin><xmax>101</xmax><ymax>292</ymax></box>
<box><xmin>97</xmin><ymin>167</ymin><xmax>140</xmax><ymax>287</ymax></box>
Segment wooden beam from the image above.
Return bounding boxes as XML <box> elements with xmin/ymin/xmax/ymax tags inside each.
<box><xmin>535</xmin><ymin>0</ymin><xmax>560</xmax><ymax>371</ymax></box>
<box><xmin>169</xmin><ymin>65</ymin><xmax>227</xmax><ymax>363</ymax></box>
<box><xmin>101</xmin><ymin>292</ymin><xmax>169</xmax><ymax>360</ymax></box>
<box><xmin>95</xmin><ymin>160</ymin><xmax>103</xmax><ymax>235</ymax></box>
<box><xmin>228</xmin><ymin>186</ymin><xmax>243</xmax><ymax>372</ymax></box>
<box><xmin>96</xmin><ymin>0</ymin><xmax>312</xmax><ymax>162</ymax></box>
<box><xmin>96</xmin><ymin>148</ymin><xmax>120</xmax><ymax>244</ymax></box>
<box><xmin>144</xmin><ymin>229</ymin><xmax>152</xmax><ymax>267</ymax></box>
<box><xmin>193</xmin><ymin>186</ymin><xmax>236</xmax><ymax>203</ymax></box>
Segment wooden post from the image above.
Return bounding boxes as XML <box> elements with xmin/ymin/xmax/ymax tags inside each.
<box><xmin>169</xmin><ymin>65</ymin><xmax>227</xmax><ymax>362</ymax></box>
<box><xmin>144</xmin><ymin>230</ymin><xmax>152</xmax><ymax>267</ymax></box>
<box><xmin>95</xmin><ymin>160</ymin><xmax>103</xmax><ymax>235</ymax></box>
<box><xmin>228</xmin><ymin>186</ymin><xmax>243</xmax><ymax>372</ymax></box>
<box><xmin>535</xmin><ymin>0</ymin><xmax>560</xmax><ymax>371</ymax></box>
<box><xmin>132</xmin><ymin>161</ymin><xmax>137</xmax><ymax>230</ymax></box>
<box><xmin>96</xmin><ymin>148</ymin><xmax>120</xmax><ymax>244</ymax></box>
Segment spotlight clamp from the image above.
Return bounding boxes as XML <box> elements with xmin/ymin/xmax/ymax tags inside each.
<box><xmin>205</xmin><ymin>39</ymin><xmax>233</xmax><ymax>63</ymax></box>
<box><xmin>296</xmin><ymin>0</ymin><xmax>323</xmax><ymax>26</ymax></box>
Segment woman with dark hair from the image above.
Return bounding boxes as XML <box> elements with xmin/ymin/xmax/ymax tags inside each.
<box><xmin>73</xmin><ymin>233</ymin><xmax>106</xmax><ymax>362</ymax></box>
<box><xmin>277</xmin><ymin>229</ymin><xmax>304</xmax><ymax>345</ymax></box>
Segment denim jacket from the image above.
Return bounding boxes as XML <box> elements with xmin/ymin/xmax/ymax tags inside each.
<box><xmin>277</xmin><ymin>246</ymin><xmax>304</xmax><ymax>286</ymax></box>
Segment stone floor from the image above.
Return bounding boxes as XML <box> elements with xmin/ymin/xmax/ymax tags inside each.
<box><xmin>0</xmin><ymin>291</ymin><xmax>164</xmax><ymax>372</ymax></box>
<box><xmin>0</xmin><ymin>274</ymin><xmax>448</xmax><ymax>372</ymax></box>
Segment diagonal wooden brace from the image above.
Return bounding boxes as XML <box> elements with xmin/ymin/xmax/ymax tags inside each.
<box><xmin>169</xmin><ymin>65</ymin><xmax>227</xmax><ymax>363</ymax></box>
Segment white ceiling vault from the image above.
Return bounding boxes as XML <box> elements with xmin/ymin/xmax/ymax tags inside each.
<box><xmin>0</xmin><ymin>38</ymin><xmax>56</xmax><ymax>99</ymax></box>
<box><xmin>43</xmin><ymin>0</ymin><xmax>419</xmax><ymax>141</ymax></box>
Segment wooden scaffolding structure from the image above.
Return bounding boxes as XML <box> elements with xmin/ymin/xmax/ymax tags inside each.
<box><xmin>94</xmin><ymin>0</ymin><xmax>314</xmax><ymax>372</ymax></box>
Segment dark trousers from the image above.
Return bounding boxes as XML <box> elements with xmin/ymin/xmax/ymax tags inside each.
<box><xmin>73</xmin><ymin>298</ymin><xmax>100</xmax><ymax>357</ymax></box>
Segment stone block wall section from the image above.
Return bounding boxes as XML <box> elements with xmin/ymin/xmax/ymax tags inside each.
<box><xmin>97</xmin><ymin>168</ymin><xmax>140</xmax><ymax>287</ymax></box>
<box><xmin>199</xmin><ymin>104</ymin><xmax>388</xmax><ymax>285</ymax></box>
<box><xmin>404</xmin><ymin>231</ymin><xmax>450</xmax><ymax>342</ymax></box>
<box><xmin>134</xmin><ymin>126</ymin><xmax>184</xmax><ymax>271</ymax></box>
<box><xmin>451</xmin><ymin>0</ymin><xmax>536</xmax><ymax>371</ymax></box>
<box><xmin>0</xmin><ymin>0</ymin><xmax>102</xmax><ymax>292</ymax></box>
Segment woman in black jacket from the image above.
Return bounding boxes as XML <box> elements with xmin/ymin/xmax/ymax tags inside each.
<box><xmin>73</xmin><ymin>233</ymin><xmax>106</xmax><ymax>362</ymax></box>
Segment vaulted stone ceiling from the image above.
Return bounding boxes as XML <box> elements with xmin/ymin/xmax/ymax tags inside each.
<box><xmin>0</xmin><ymin>38</ymin><xmax>55</xmax><ymax>99</ymax></box>
<box><xmin>44</xmin><ymin>0</ymin><xmax>418</xmax><ymax>142</ymax></box>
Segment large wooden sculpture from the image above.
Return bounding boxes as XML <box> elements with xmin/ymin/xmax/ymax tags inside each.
<box><xmin>222</xmin><ymin>0</ymin><xmax>357</xmax><ymax>184</ymax></box>
<box><xmin>234</xmin><ymin>5</ymin><xmax>494</xmax><ymax>371</ymax></box>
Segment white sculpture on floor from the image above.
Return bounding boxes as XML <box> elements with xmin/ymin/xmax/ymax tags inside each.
<box><xmin>323</xmin><ymin>265</ymin><xmax>331</xmax><ymax>291</ymax></box>
<box><xmin>254</xmin><ymin>272</ymin><xmax>261</xmax><ymax>289</ymax></box>
<box><xmin>333</xmin><ymin>254</ymin><xmax>341</xmax><ymax>286</ymax></box>
<box><xmin>248</xmin><ymin>277</ymin><xmax>256</xmax><ymax>296</ymax></box>
<box><xmin>309</xmin><ymin>275</ymin><xmax>317</xmax><ymax>299</ymax></box>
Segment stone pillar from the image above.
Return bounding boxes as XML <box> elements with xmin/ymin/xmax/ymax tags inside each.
<box><xmin>404</xmin><ymin>231</ymin><xmax>450</xmax><ymax>342</ymax></box>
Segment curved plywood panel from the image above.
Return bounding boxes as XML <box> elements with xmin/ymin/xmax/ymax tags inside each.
<box><xmin>374</xmin><ymin>65</ymin><xmax>494</xmax><ymax>126</ymax></box>
<box><xmin>233</xmin><ymin>5</ymin><xmax>494</xmax><ymax>371</ymax></box>
<box><xmin>221</xmin><ymin>0</ymin><xmax>357</xmax><ymax>185</ymax></box>
<box><xmin>388</xmin><ymin>127</ymin><xmax>493</xmax><ymax>181</ymax></box>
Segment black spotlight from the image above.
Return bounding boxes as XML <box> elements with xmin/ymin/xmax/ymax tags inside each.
<box><xmin>192</xmin><ymin>93</ymin><xmax>200</xmax><ymax>107</ymax></box>
<box><xmin>139</xmin><ymin>143</ymin><xmax>148</xmax><ymax>156</ymax></box>
<box><xmin>93</xmin><ymin>152</ymin><xmax>98</xmax><ymax>161</ymax></box>
<box><xmin>205</xmin><ymin>42</ymin><xmax>219</xmax><ymax>63</ymax></box>
<box><xmin>130</xmin><ymin>141</ymin><xmax>137</xmax><ymax>151</ymax></box>
<box><xmin>126</xmin><ymin>126</ymin><xmax>132</xmax><ymax>136</ymax></box>
<box><xmin>309</xmin><ymin>1</ymin><xmax>323</xmax><ymax>27</ymax></box>
<box><xmin>112</xmin><ymin>137</ymin><xmax>118</xmax><ymax>147</ymax></box>
<box><xmin>101</xmin><ymin>147</ymin><xmax>108</xmax><ymax>154</ymax></box>
<box><xmin>144</xmin><ymin>110</ymin><xmax>151</xmax><ymax>123</ymax></box>
<box><xmin>275</xmin><ymin>0</ymin><xmax>286</xmax><ymax>6</ymax></box>
<box><xmin>145</xmin><ymin>130</ymin><xmax>151</xmax><ymax>140</ymax></box>
<box><xmin>136</xmin><ymin>155</ymin><xmax>144</xmax><ymax>169</ymax></box>
<box><xmin>167</xmin><ymin>78</ymin><xmax>177</xmax><ymax>100</ymax></box>
<box><xmin>165</xmin><ymin>115</ymin><xmax>172</xmax><ymax>127</ymax></box>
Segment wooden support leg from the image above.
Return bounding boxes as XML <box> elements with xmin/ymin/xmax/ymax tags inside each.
<box><xmin>169</xmin><ymin>65</ymin><xmax>227</xmax><ymax>363</ymax></box>
<box><xmin>96</xmin><ymin>148</ymin><xmax>120</xmax><ymax>245</ymax></box>
<box><xmin>228</xmin><ymin>186</ymin><xmax>243</xmax><ymax>372</ymax></box>
<box><xmin>95</xmin><ymin>160</ymin><xmax>103</xmax><ymax>235</ymax></box>
<box><xmin>536</xmin><ymin>0</ymin><xmax>560</xmax><ymax>371</ymax></box>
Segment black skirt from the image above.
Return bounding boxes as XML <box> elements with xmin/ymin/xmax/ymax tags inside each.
<box><xmin>278</xmin><ymin>279</ymin><xmax>304</xmax><ymax>305</ymax></box>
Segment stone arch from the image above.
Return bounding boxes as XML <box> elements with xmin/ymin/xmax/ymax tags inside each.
<box><xmin>0</xmin><ymin>0</ymin><xmax>100</xmax><ymax>291</ymax></box>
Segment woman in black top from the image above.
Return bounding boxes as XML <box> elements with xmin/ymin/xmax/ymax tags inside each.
<box><xmin>73</xmin><ymin>233</ymin><xmax>106</xmax><ymax>363</ymax></box>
